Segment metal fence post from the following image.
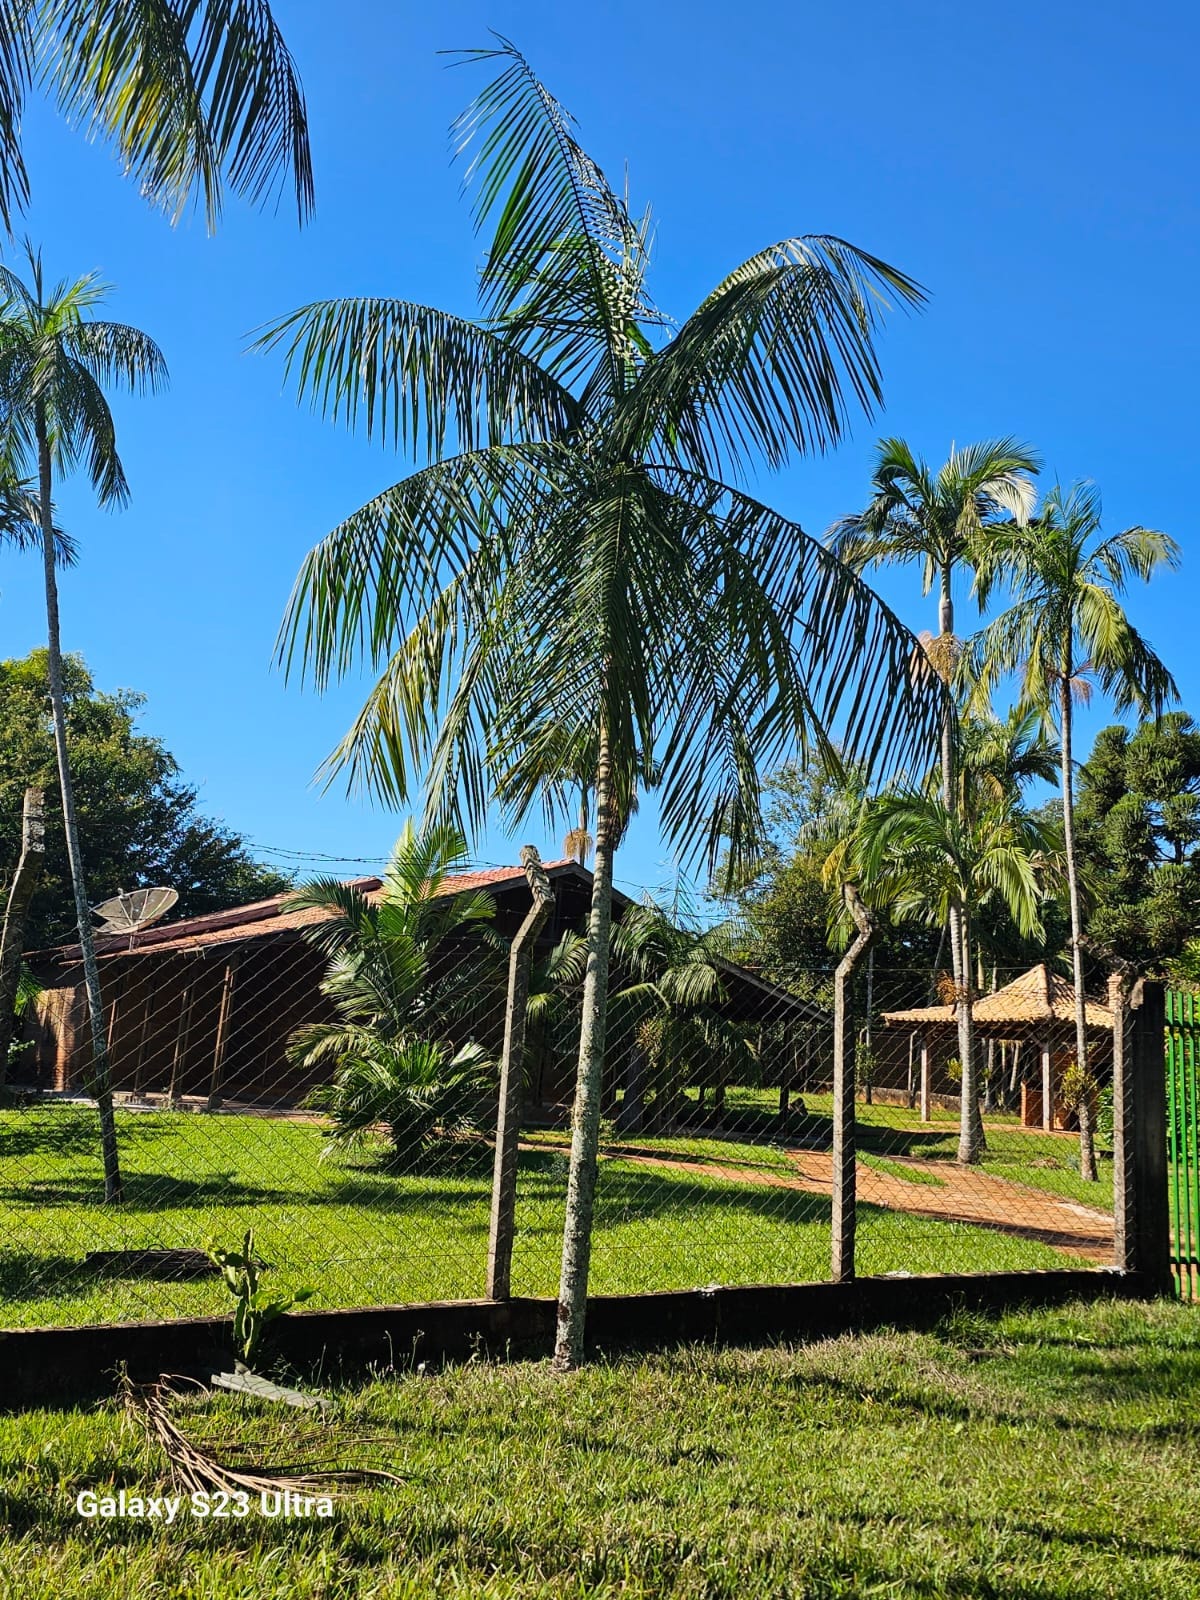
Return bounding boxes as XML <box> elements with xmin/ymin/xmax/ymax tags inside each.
<box><xmin>487</xmin><ymin>847</ymin><xmax>554</xmax><ymax>1301</ymax></box>
<box><xmin>1120</xmin><ymin>978</ymin><xmax>1172</xmax><ymax>1294</ymax></box>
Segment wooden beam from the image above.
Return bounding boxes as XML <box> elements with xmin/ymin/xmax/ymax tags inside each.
<box><xmin>1041</xmin><ymin>1040</ymin><xmax>1053</xmax><ymax>1131</ymax></box>
<box><xmin>920</xmin><ymin>1037</ymin><xmax>931</xmax><ymax>1122</ymax></box>
<box><xmin>487</xmin><ymin>849</ymin><xmax>554</xmax><ymax>1301</ymax></box>
<box><xmin>168</xmin><ymin>977</ymin><xmax>195</xmax><ymax>1108</ymax></box>
<box><xmin>832</xmin><ymin>885</ymin><xmax>875</xmax><ymax>1285</ymax></box>
<box><xmin>207</xmin><ymin>955</ymin><xmax>241</xmax><ymax>1111</ymax></box>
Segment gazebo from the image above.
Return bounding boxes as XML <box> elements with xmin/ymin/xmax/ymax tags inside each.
<box><xmin>880</xmin><ymin>964</ymin><xmax>1114</xmax><ymax>1128</ymax></box>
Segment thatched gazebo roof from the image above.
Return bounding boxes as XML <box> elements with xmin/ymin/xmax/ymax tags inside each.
<box><xmin>881</xmin><ymin>964</ymin><xmax>1114</xmax><ymax>1037</ymax></box>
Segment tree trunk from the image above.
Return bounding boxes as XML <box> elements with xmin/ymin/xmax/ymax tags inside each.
<box><xmin>832</xmin><ymin>884</ymin><xmax>875</xmax><ymax>1283</ymax></box>
<box><xmin>0</xmin><ymin>786</ymin><xmax>45</xmax><ymax>1081</ymax></box>
<box><xmin>36</xmin><ymin>409</ymin><xmax>123</xmax><ymax>1202</ymax></box>
<box><xmin>955</xmin><ymin>906</ymin><xmax>985</xmax><ymax>1163</ymax></box>
<box><xmin>937</xmin><ymin>562</ymin><xmax>983</xmax><ymax>1163</ymax></box>
<box><xmin>554</xmin><ymin>721</ymin><xmax>615</xmax><ymax>1370</ymax></box>
<box><xmin>1061</xmin><ymin>672</ymin><xmax>1097</xmax><ymax>1182</ymax></box>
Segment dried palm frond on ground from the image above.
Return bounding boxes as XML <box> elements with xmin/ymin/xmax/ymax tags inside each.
<box><xmin>122</xmin><ymin>1373</ymin><xmax>406</xmax><ymax>1498</ymax></box>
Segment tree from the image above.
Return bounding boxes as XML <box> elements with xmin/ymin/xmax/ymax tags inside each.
<box><xmin>263</xmin><ymin>41</ymin><xmax>941</xmax><ymax>1368</ymax></box>
<box><xmin>967</xmin><ymin>481</ymin><xmax>1180</xmax><ymax>1180</ymax></box>
<box><xmin>288</xmin><ymin>822</ymin><xmax>500</xmax><ymax>1168</ymax></box>
<box><xmin>1074</xmin><ymin>714</ymin><xmax>1200</xmax><ymax>971</ymax></box>
<box><xmin>0</xmin><ymin>649</ymin><xmax>289</xmax><ymax>953</ymax></box>
<box><xmin>852</xmin><ymin>783</ymin><xmax>1057</xmax><ymax>1160</ymax></box>
<box><xmin>0</xmin><ymin>0</ymin><xmax>312</xmax><ymax>231</ymax></box>
<box><xmin>829</xmin><ymin>440</ymin><xmax>1039</xmax><ymax>1156</ymax></box>
<box><xmin>0</xmin><ymin>247</ymin><xmax>168</xmax><ymax>1202</ymax></box>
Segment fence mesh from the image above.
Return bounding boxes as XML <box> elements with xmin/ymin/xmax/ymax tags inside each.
<box><xmin>0</xmin><ymin>877</ymin><xmax>1120</xmax><ymax>1330</ymax></box>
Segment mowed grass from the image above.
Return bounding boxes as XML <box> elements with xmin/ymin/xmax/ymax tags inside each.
<box><xmin>0</xmin><ymin>1106</ymin><xmax>1072</xmax><ymax>1328</ymax></box>
<box><xmin>2</xmin><ymin>1297</ymin><xmax>1199</xmax><ymax>1598</ymax></box>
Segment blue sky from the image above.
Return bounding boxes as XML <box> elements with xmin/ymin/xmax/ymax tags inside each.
<box><xmin>2</xmin><ymin>0</ymin><xmax>1195</xmax><ymax>900</ymax></box>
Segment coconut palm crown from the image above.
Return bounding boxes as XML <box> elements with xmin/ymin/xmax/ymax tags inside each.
<box><xmin>261</xmin><ymin>39</ymin><xmax>945</xmax><ymax>1369</ymax></box>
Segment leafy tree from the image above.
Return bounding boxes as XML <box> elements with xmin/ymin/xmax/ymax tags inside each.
<box><xmin>0</xmin><ymin>649</ymin><xmax>290</xmax><ymax>952</ymax></box>
<box><xmin>263</xmin><ymin>42</ymin><xmax>940</xmax><ymax>1368</ymax></box>
<box><xmin>967</xmin><ymin>481</ymin><xmax>1179</xmax><ymax>1179</ymax></box>
<box><xmin>0</xmin><ymin>0</ymin><xmax>312</xmax><ymax>230</ymax></box>
<box><xmin>0</xmin><ymin>245</ymin><xmax>168</xmax><ymax>1201</ymax></box>
<box><xmin>1075</xmin><ymin>714</ymin><xmax>1200</xmax><ymax>970</ymax></box>
<box><xmin>289</xmin><ymin>822</ymin><xmax>500</xmax><ymax>1169</ymax></box>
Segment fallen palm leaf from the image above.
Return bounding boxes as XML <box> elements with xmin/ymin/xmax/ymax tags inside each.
<box><xmin>123</xmin><ymin>1374</ymin><xmax>406</xmax><ymax>1498</ymax></box>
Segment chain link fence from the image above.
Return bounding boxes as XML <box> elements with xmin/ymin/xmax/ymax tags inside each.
<box><xmin>0</xmin><ymin>867</ymin><xmax>1121</xmax><ymax>1329</ymax></box>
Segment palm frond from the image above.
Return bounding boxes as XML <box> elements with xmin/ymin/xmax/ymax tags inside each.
<box><xmin>619</xmin><ymin>237</ymin><xmax>925</xmax><ymax>478</ymax></box>
<box><xmin>43</xmin><ymin>0</ymin><xmax>313</xmax><ymax>226</ymax></box>
<box><xmin>252</xmin><ymin>297</ymin><xmax>580</xmax><ymax>457</ymax></box>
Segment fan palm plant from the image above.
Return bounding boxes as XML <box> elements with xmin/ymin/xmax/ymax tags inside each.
<box><xmin>0</xmin><ymin>0</ymin><xmax>312</xmax><ymax>230</ymax></box>
<box><xmin>261</xmin><ymin>40</ymin><xmax>943</xmax><ymax>1367</ymax></box>
<box><xmin>288</xmin><ymin>821</ymin><xmax>500</xmax><ymax>1167</ymax></box>
<box><xmin>0</xmin><ymin>246</ymin><xmax>167</xmax><ymax>1201</ymax></box>
<box><xmin>966</xmin><ymin>481</ymin><xmax>1180</xmax><ymax>1179</ymax></box>
<box><xmin>852</xmin><ymin>786</ymin><xmax>1057</xmax><ymax>1162</ymax></box>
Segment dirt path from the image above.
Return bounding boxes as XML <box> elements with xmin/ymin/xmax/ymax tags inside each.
<box><xmin>599</xmin><ymin>1145</ymin><xmax>1114</xmax><ymax>1263</ymax></box>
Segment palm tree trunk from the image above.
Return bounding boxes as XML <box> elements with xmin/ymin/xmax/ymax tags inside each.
<box><xmin>1060</xmin><ymin>672</ymin><xmax>1097</xmax><ymax>1182</ymax></box>
<box><xmin>938</xmin><ymin>562</ymin><xmax>982</xmax><ymax>1163</ymax></box>
<box><xmin>955</xmin><ymin>904</ymin><xmax>984</xmax><ymax>1163</ymax></box>
<box><xmin>554</xmin><ymin>720</ymin><xmax>615</xmax><ymax>1370</ymax></box>
<box><xmin>35</xmin><ymin>407</ymin><xmax>123</xmax><ymax>1202</ymax></box>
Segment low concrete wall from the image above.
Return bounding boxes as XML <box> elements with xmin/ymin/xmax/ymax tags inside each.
<box><xmin>1</xmin><ymin>1268</ymin><xmax>1148</xmax><ymax>1410</ymax></box>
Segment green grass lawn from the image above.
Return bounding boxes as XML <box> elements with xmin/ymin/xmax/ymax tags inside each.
<box><xmin>0</xmin><ymin>1104</ymin><xmax>1080</xmax><ymax>1328</ymax></box>
<box><xmin>2</xmin><ymin>1297</ymin><xmax>1198</xmax><ymax>1597</ymax></box>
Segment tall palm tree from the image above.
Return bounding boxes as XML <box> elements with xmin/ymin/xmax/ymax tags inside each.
<box><xmin>288</xmin><ymin>821</ymin><xmax>499</xmax><ymax>1166</ymax></box>
<box><xmin>830</xmin><ymin>440</ymin><xmax>1040</xmax><ymax>1156</ymax></box>
<box><xmin>0</xmin><ymin>0</ymin><xmax>312</xmax><ymax>230</ymax></box>
<box><xmin>0</xmin><ymin>246</ymin><xmax>167</xmax><ymax>1201</ymax></box>
<box><xmin>853</xmin><ymin>784</ymin><xmax>1057</xmax><ymax>1160</ymax></box>
<box><xmin>966</xmin><ymin>481</ymin><xmax>1180</xmax><ymax>1180</ymax></box>
<box><xmin>261</xmin><ymin>41</ymin><xmax>942</xmax><ymax>1367</ymax></box>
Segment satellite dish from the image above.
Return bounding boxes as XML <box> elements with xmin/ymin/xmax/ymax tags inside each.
<box><xmin>93</xmin><ymin>886</ymin><xmax>179</xmax><ymax>935</ymax></box>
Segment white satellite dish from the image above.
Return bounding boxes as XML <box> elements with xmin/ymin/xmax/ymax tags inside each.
<box><xmin>93</xmin><ymin>886</ymin><xmax>179</xmax><ymax>936</ymax></box>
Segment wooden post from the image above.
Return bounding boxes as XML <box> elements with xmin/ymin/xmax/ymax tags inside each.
<box><xmin>487</xmin><ymin>847</ymin><xmax>554</xmax><ymax>1301</ymax></box>
<box><xmin>832</xmin><ymin>885</ymin><xmax>875</xmax><ymax>1285</ymax></box>
<box><xmin>919</xmin><ymin>1037</ymin><xmax>931</xmax><ymax>1122</ymax></box>
<box><xmin>1041</xmin><ymin>1039</ymin><xmax>1053</xmax><ymax>1131</ymax></box>
<box><xmin>1118</xmin><ymin>978</ymin><xmax>1171</xmax><ymax>1293</ymax></box>
<box><xmin>130</xmin><ymin>968</ymin><xmax>158</xmax><ymax>1097</ymax></box>
<box><xmin>207</xmin><ymin>954</ymin><xmax>240</xmax><ymax>1111</ymax></box>
<box><xmin>168</xmin><ymin>975</ymin><xmax>195</xmax><ymax>1108</ymax></box>
<box><xmin>0</xmin><ymin>786</ymin><xmax>44</xmax><ymax>1079</ymax></box>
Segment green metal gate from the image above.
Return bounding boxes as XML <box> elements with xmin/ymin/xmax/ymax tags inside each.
<box><xmin>1167</xmin><ymin>990</ymin><xmax>1200</xmax><ymax>1302</ymax></box>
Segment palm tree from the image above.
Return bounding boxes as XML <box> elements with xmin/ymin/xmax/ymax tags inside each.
<box><xmin>830</xmin><ymin>440</ymin><xmax>1040</xmax><ymax>1154</ymax></box>
<box><xmin>288</xmin><ymin>821</ymin><xmax>500</xmax><ymax>1166</ymax></box>
<box><xmin>966</xmin><ymin>481</ymin><xmax>1180</xmax><ymax>1180</ymax></box>
<box><xmin>0</xmin><ymin>0</ymin><xmax>312</xmax><ymax>230</ymax></box>
<box><xmin>0</xmin><ymin>247</ymin><xmax>166</xmax><ymax>1201</ymax></box>
<box><xmin>261</xmin><ymin>41</ymin><xmax>942</xmax><ymax>1368</ymax></box>
<box><xmin>853</xmin><ymin>785</ymin><xmax>1057</xmax><ymax>1161</ymax></box>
